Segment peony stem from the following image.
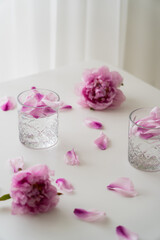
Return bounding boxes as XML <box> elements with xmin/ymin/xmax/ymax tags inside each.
<box><xmin>57</xmin><ymin>192</ymin><xmax>63</xmax><ymax>196</ymax></box>
<box><xmin>0</xmin><ymin>193</ymin><xmax>11</xmax><ymax>201</ymax></box>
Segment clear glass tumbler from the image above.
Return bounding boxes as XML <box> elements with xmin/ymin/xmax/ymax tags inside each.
<box><xmin>17</xmin><ymin>88</ymin><xmax>60</xmax><ymax>149</ymax></box>
<box><xmin>128</xmin><ymin>108</ymin><xmax>160</xmax><ymax>171</ymax></box>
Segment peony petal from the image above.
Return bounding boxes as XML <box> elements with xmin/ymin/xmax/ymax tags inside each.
<box><xmin>94</xmin><ymin>132</ymin><xmax>109</xmax><ymax>150</ymax></box>
<box><xmin>73</xmin><ymin>208</ymin><xmax>106</xmax><ymax>222</ymax></box>
<box><xmin>85</xmin><ymin>118</ymin><xmax>103</xmax><ymax>129</ymax></box>
<box><xmin>0</xmin><ymin>96</ymin><xmax>16</xmax><ymax>111</ymax></box>
<box><xmin>21</xmin><ymin>97</ymin><xmax>38</xmax><ymax>112</ymax></box>
<box><xmin>107</xmin><ymin>177</ymin><xmax>137</xmax><ymax>197</ymax></box>
<box><xmin>60</xmin><ymin>104</ymin><xmax>72</xmax><ymax>111</ymax></box>
<box><xmin>116</xmin><ymin>225</ymin><xmax>139</xmax><ymax>240</ymax></box>
<box><xmin>41</xmin><ymin>98</ymin><xmax>60</xmax><ymax>109</ymax></box>
<box><xmin>56</xmin><ymin>178</ymin><xmax>74</xmax><ymax>192</ymax></box>
<box><xmin>65</xmin><ymin>149</ymin><xmax>80</xmax><ymax>165</ymax></box>
<box><xmin>150</xmin><ymin>106</ymin><xmax>160</xmax><ymax>119</ymax></box>
<box><xmin>35</xmin><ymin>92</ymin><xmax>44</xmax><ymax>101</ymax></box>
<box><xmin>21</xmin><ymin>88</ymin><xmax>59</xmax><ymax>118</ymax></box>
<box><xmin>131</xmin><ymin>107</ymin><xmax>160</xmax><ymax>139</ymax></box>
<box><xmin>9</xmin><ymin>157</ymin><xmax>24</xmax><ymax>173</ymax></box>
<box><xmin>29</xmin><ymin>106</ymin><xmax>56</xmax><ymax>119</ymax></box>
<box><xmin>43</xmin><ymin>92</ymin><xmax>58</xmax><ymax>102</ymax></box>
<box><xmin>109</xmin><ymin>89</ymin><xmax>126</xmax><ymax>109</ymax></box>
<box><xmin>111</xmin><ymin>71</ymin><xmax>123</xmax><ymax>87</ymax></box>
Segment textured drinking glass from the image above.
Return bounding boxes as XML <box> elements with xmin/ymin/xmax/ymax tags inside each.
<box><xmin>17</xmin><ymin>89</ymin><xmax>60</xmax><ymax>149</ymax></box>
<box><xmin>128</xmin><ymin>108</ymin><xmax>160</xmax><ymax>172</ymax></box>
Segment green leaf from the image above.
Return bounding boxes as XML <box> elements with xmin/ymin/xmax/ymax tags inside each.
<box><xmin>0</xmin><ymin>194</ymin><xmax>11</xmax><ymax>201</ymax></box>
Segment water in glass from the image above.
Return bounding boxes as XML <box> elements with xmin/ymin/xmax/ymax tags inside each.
<box><xmin>18</xmin><ymin>111</ymin><xmax>58</xmax><ymax>149</ymax></box>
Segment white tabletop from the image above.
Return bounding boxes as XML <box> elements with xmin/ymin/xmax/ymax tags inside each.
<box><xmin>0</xmin><ymin>60</ymin><xmax>160</xmax><ymax>240</ymax></box>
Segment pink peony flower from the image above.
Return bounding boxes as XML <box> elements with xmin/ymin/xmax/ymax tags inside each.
<box><xmin>10</xmin><ymin>164</ymin><xmax>59</xmax><ymax>215</ymax></box>
<box><xmin>76</xmin><ymin>66</ymin><xmax>125</xmax><ymax>110</ymax></box>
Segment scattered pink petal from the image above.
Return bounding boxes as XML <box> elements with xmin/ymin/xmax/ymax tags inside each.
<box><xmin>0</xmin><ymin>96</ymin><xmax>16</xmax><ymax>111</ymax></box>
<box><xmin>107</xmin><ymin>177</ymin><xmax>137</xmax><ymax>197</ymax></box>
<box><xmin>94</xmin><ymin>132</ymin><xmax>109</xmax><ymax>150</ymax></box>
<box><xmin>85</xmin><ymin>118</ymin><xmax>103</xmax><ymax>129</ymax></box>
<box><xmin>116</xmin><ymin>225</ymin><xmax>139</xmax><ymax>240</ymax></box>
<box><xmin>56</xmin><ymin>178</ymin><xmax>74</xmax><ymax>193</ymax></box>
<box><xmin>65</xmin><ymin>149</ymin><xmax>80</xmax><ymax>165</ymax></box>
<box><xmin>73</xmin><ymin>208</ymin><xmax>106</xmax><ymax>222</ymax></box>
<box><xmin>9</xmin><ymin>157</ymin><xmax>24</xmax><ymax>173</ymax></box>
<box><xmin>60</xmin><ymin>104</ymin><xmax>72</xmax><ymax>111</ymax></box>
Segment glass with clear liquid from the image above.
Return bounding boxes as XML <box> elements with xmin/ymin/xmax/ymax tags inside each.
<box><xmin>128</xmin><ymin>108</ymin><xmax>160</xmax><ymax>172</ymax></box>
<box><xmin>17</xmin><ymin>88</ymin><xmax>60</xmax><ymax>149</ymax></box>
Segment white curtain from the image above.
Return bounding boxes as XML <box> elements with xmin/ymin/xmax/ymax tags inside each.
<box><xmin>124</xmin><ymin>0</ymin><xmax>160</xmax><ymax>89</ymax></box>
<box><xmin>0</xmin><ymin>0</ymin><xmax>159</xmax><ymax>89</ymax></box>
<box><xmin>55</xmin><ymin>0</ymin><xmax>123</xmax><ymax>67</ymax></box>
<box><xmin>0</xmin><ymin>0</ymin><xmax>57</xmax><ymax>80</ymax></box>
